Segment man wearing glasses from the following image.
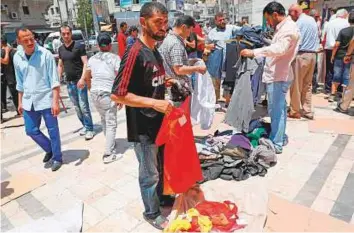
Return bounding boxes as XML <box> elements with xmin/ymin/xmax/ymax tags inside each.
<box><xmin>13</xmin><ymin>27</ymin><xmax>63</xmax><ymax>171</ymax></box>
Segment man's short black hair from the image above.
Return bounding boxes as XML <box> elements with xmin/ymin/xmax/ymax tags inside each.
<box><xmin>129</xmin><ymin>26</ymin><xmax>139</xmax><ymax>34</ymax></box>
<box><xmin>174</xmin><ymin>15</ymin><xmax>195</xmax><ymax>28</ymax></box>
<box><xmin>263</xmin><ymin>1</ymin><xmax>286</xmax><ymax>16</ymax></box>
<box><xmin>330</xmin><ymin>8</ymin><xmax>337</xmax><ymax>14</ymax></box>
<box><xmin>60</xmin><ymin>24</ymin><xmax>72</xmax><ymax>33</ymax></box>
<box><xmin>349</xmin><ymin>12</ymin><xmax>354</xmax><ymax>24</ymax></box>
<box><xmin>140</xmin><ymin>2</ymin><xmax>168</xmax><ymax>19</ymax></box>
<box><xmin>16</xmin><ymin>26</ymin><xmax>32</xmax><ymax>37</ymax></box>
<box><xmin>120</xmin><ymin>22</ymin><xmax>127</xmax><ymax>28</ymax></box>
<box><xmin>214</xmin><ymin>12</ymin><xmax>224</xmax><ymax>19</ymax></box>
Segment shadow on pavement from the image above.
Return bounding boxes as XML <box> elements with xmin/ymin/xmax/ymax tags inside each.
<box><xmin>62</xmin><ymin>149</ymin><xmax>90</xmax><ymax>166</ymax></box>
<box><xmin>1</xmin><ymin>181</ymin><xmax>14</xmax><ymax>199</ymax></box>
<box><xmin>114</xmin><ymin>138</ymin><xmax>133</xmax><ymax>154</ymax></box>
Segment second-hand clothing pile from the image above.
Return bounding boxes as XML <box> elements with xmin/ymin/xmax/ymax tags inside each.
<box><xmin>196</xmin><ymin>119</ymin><xmax>277</xmax><ymax>183</ymax></box>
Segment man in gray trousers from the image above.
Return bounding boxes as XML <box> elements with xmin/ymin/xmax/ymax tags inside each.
<box><xmin>80</xmin><ymin>32</ymin><xmax>123</xmax><ymax>163</ymax></box>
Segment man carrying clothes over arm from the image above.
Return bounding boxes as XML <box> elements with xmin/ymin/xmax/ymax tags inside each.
<box><xmin>13</xmin><ymin>27</ymin><xmax>63</xmax><ymax>171</ymax></box>
<box><xmin>241</xmin><ymin>1</ymin><xmax>300</xmax><ymax>154</ymax></box>
<box><xmin>111</xmin><ymin>2</ymin><xmax>171</xmax><ymax>230</ymax></box>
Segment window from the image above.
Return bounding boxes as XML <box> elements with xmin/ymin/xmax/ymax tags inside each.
<box><xmin>23</xmin><ymin>6</ymin><xmax>29</xmax><ymax>15</ymax></box>
<box><xmin>51</xmin><ymin>8</ymin><xmax>54</xmax><ymax>15</ymax></box>
<box><xmin>56</xmin><ymin>7</ymin><xmax>59</xmax><ymax>14</ymax></box>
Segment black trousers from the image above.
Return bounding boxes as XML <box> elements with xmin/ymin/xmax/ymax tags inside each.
<box><xmin>7</xmin><ymin>83</ymin><xmax>19</xmax><ymax>112</ymax></box>
<box><xmin>325</xmin><ymin>49</ymin><xmax>334</xmax><ymax>92</ymax></box>
<box><xmin>1</xmin><ymin>77</ymin><xmax>7</xmax><ymax>110</ymax></box>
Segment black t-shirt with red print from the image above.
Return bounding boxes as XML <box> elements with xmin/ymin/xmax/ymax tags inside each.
<box><xmin>112</xmin><ymin>39</ymin><xmax>166</xmax><ymax>142</ymax></box>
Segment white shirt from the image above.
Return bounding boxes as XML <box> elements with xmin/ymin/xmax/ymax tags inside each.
<box><xmin>324</xmin><ymin>17</ymin><xmax>350</xmax><ymax>50</ymax></box>
<box><xmin>253</xmin><ymin>17</ymin><xmax>300</xmax><ymax>83</ymax></box>
<box><xmin>87</xmin><ymin>52</ymin><xmax>121</xmax><ymax>93</ymax></box>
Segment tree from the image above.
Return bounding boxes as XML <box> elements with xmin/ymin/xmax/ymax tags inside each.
<box><xmin>76</xmin><ymin>0</ymin><xmax>93</xmax><ymax>35</ymax></box>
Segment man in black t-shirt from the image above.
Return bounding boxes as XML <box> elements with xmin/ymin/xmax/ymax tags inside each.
<box><xmin>58</xmin><ymin>25</ymin><xmax>94</xmax><ymax>140</ymax></box>
<box><xmin>111</xmin><ymin>2</ymin><xmax>171</xmax><ymax>230</ymax></box>
<box><xmin>1</xmin><ymin>36</ymin><xmax>19</xmax><ymax>118</ymax></box>
<box><xmin>330</xmin><ymin>12</ymin><xmax>354</xmax><ymax>102</ymax></box>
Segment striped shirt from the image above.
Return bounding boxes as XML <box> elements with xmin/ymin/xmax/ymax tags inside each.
<box><xmin>296</xmin><ymin>13</ymin><xmax>319</xmax><ymax>52</ymax></box>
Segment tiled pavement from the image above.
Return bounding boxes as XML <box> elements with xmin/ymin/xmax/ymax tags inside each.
<box><xmin>1</xmin><ymin>88</ymin><xmax>354</xmax><ymax>232</ymax></box>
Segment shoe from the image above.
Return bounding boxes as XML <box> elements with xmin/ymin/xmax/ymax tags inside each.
<box><xmin>43</xmin><ymin>152</ymin><xmax>53</xmax><ymax>163</ymax></box>
<box><xmin>303</xmin><ymin>114</ymin><xmax>314</xmax><ymax>120</ymax></box>
<box><xmin>102</xmin><ymin>153</ymin><xmax>123</xmax><ymax>164</ymax></box>
<box><xmin>143</xmin><ymin>214</ymin><xmax>168</xmax><ymax>230</ymax></box>
<box><xmin>335</xmin><ymin>103</ymin><xmax>349</xmax><ymax>114</ymax></box>
<box><xmin>287</xmin><ymin>112</ymin><xmax>301</xmax><ymax>119</ymax></box>
<box><xmin>328</xmin><ymin>94</ymin><xmax>335</xmax><ymax>102</ymax></box>
<box><xmin>85</xmin><ymin>131</ymin><xmax>94</xmax><ymax>140</ymax></box>
<box><xmin>51</xmin><ymin>161</ymin><xmax>62</xmax><ymax>172</ymax></box>
<box><xmin>79</xmin><ymin>128</ymin><xmax>86</xmax><ymax>136</ymax></box>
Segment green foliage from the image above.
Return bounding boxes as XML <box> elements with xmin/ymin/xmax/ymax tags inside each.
<box><xmin>76</xmin><ymin>0</ymin><xmax>93</xmax><ymax>33</ymax></box>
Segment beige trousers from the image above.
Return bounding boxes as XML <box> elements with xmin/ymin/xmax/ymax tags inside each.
<box><xmin>290</xmin><ymin>53</ymin><xmax>316</xmax><ymax>116</ymax></box>
<box><xmin>340</xmin><ymin>63</ymin><xmax>354</xmax><ymax>110</ymax></box>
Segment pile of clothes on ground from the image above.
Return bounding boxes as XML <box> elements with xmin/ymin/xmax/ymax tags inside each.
<box><xmin>195</xmin><ymin>118</ymin><xmax>278</xmax><ymax>183</ymax></box>
<box><xmin>165</xmin><ymin>200</ymin><xmax>245</xmax><ymax>232</ymax></box>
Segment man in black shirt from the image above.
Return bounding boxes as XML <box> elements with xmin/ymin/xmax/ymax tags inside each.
<box><xmin>58</xmin><ymin>25</ymin><xmax>94</xmax><ymax>140</ymax></box>
<box><xmin>330</xmin><ymin>12</ymin><xmax>354</xmax><ymax>102</ymax></box>
<box><xmin>1</xmin><ymin>37</ymin><xmax>19</xmax><ymax>119</ymax></box>
<box><xmin>111</xmin><ymin>2</ymin><xmax>171</xmax><ymax>230</ymax></box>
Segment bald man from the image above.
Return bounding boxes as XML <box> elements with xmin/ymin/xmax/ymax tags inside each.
<box><xmin>288</xmin><ymin>4</ymin><xmax>319</xmax><ymax>120</ymax></box>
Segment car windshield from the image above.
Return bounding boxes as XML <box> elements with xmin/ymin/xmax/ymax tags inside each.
<box><xmin>72</xmin><ymin>33</ymin><xmax>83</xmax><ymax>41</ymax></box>
<box><xmin>44</xmin><ymin>36</ymin><xmax>59</xmax><ymax>44</ymax></box>
<box><xmin>89</xmin><ymin>36</ymin><xmax>96</xmax><ymax>40</ymax></box>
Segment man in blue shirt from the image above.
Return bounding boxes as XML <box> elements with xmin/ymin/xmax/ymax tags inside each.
<box><xmin>13</xmin><ymin>27</ymin><xmax>63</xmax><ymax>172</ymax></box>
<box><xmin>288</xmin><ymin>4</ymin><xmax>319</xmax><ymax>120</ymax></box>
<box><xmin>207</xmin><ymin>12</ymin><xmax>240</xmax><ymax>107</ymax></box>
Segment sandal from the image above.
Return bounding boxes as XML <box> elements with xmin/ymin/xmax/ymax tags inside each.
<box><xmin>143</xmin><ymin>214</ymin><xmax>169</xmax><ymax>230</ymax></box>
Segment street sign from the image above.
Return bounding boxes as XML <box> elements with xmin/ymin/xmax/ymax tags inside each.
<box><xmin>120</xmin><ymin>0</ymin><xmax>133</xmax><ymax>8</ymax></box>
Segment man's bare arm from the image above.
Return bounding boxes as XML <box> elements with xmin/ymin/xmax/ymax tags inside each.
<box><xmin>57</xmin><ymin>59</ymin><xmax>64</xmax><ymax>80</ymax></box>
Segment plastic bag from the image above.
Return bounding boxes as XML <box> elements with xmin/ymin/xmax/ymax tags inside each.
<box><xmin>169</xmin><ymin>185</ymin><xmax>206</xmax><ymax>220</ymax></box>
<box><xmin>191</xmin><ymin>60</ymin><xmax>216</xmax><ymax>130</ymax></box>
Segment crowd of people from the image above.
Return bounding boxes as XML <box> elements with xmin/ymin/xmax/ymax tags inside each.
<box><xmin>0</xmin><ymin>0</ymin><xmax>353</xmax><ymax>230</ymax></box>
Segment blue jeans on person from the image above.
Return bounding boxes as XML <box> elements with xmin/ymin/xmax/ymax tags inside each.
<box><xmin>333</xmin><ymin>58</ymin><xmax>351</xmax><ymax>86</ymax></box>
<box><xmin>266</xmin><ymin>81</ymin><xmax>292</xmax><ymax>153</ymax></box>
<box><xmin>67</xmin><ymin>82</ymin><xmax>94</xmax><ymax>131</ymax></box>
<box><xmin>134</xmin><ymin>135</ymin><xmax>160</xmax><ymax>219</ymax></box>
<box><xmin>23</xmin><ymin>107</ymin><xmax>62</xmax><ymax>162</ymax></box>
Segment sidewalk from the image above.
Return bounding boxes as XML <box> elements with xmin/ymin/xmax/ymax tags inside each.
<box><xmin>1</xmin><ymin>87</ymin><xmax>354</xmax><ymax>232</ymax></box>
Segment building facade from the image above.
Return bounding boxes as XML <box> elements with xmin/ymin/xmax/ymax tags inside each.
<box><xmin>44</xmin><ymin>0</ymin><xmax>78</xmax><ymax>28</ymax></box>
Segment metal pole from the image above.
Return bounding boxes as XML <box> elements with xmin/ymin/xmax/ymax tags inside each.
<box><xmin>84</xmin><ymin>12</ymin><xmax>88</xmax><ymax>38</ymax></box>
<box><xmin>64</xmin><ymin>0</ymin><xmax>72</xmax><ymax>26</ymax></box>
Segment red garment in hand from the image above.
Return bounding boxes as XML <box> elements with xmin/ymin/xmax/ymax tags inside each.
<box><xmin>195</xmin><ymin>201</ymin><xmax>244</xmax><ymax>232</ymax></box>
<box><xmin>156</xmin><ymin>97</ymin><xmax>203</xmax><ymax>194</ymax></box>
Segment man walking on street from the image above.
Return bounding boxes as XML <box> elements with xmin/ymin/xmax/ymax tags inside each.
<box><xmin>159</xmin><ymin>15</ymin><xmax>206</xmax><ymax>103</ymax></box>
<box><xmin>58</xmin><ymin>25</ymin><xmax>94</xmax><ymax>140</ymax></box>
<box><xmin>241</xmin><ymin>1</ymin><xmax>300</xmax><ymax>154</ymax></box>
<box><xmin>13</xmin><ymin>27</ymin><xmax>63</xmax><ymax>171</ymax></box>
<box><xmin>288</xmin><ymin>4</ymin><xmax>319</xmax><ymax>120</ymax></box>
<box><xmin>323</xmin><ymin>9</ymin><xmax>349</xmax><ymax>93</ymax></box>
<box><xmin>336</xmin><ymin>36</ymin><xmax>354</xmax><ymax>114</ymax></box>
<box><xmin>329</xmin><ymin>12</ymin><xmax>354</xmax><ymax>102</ymax></box>
<box><xmin>111</xmin><ymin>2</ymin><xmax>171</xmax><ymax>230</ymax></box>
<box><xmin>82</xmin><ymin>32</ymin><xmax>123</xmax><ymax>164</ymax></box>
<box><xmin>117</xmin><ymin>22</ymin><xmax>128</xmax><ymax>58</ymax></box>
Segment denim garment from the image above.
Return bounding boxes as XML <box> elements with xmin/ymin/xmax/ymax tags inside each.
<box><xmin>23</xmin><ymin>107</ymin><xmax>62</xmax><ymax>162</ymax></box>
<box><xmin>13</xmin><ymin>44</ymin><xmax>60</xmax><ymax>111</ymax></box>
<box><xmin>91</xmin><ymin>91</ymin><xmax>117</xmax><ymax>155</ymax></box>
<box><xmin>206</xmin><ymin>48</ymin><xmax>223</xmax><ymax>78</ymax></box>
<box><xmin>134</xmin><ymin>135</ymin><xmax>160</xmax><ymax>219</ymax></box>
<box><xmin>333</xmin><ymin>58</ymin><xmax>351</xmax><ymax>86</ymax></box>
<box><xmin>251</xmin><ymin>58</ymin><xmax>266</xmax><ymax>104</ymax></box>
<box><xmin>266</xmin><ymin>81</ymin><xmax>292</xmax><ymax>153</ymax></box>
<box><xmin>67</xmin><ymin>82</ymin><xmax>94</xmax><ymax>131</ymax></box>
